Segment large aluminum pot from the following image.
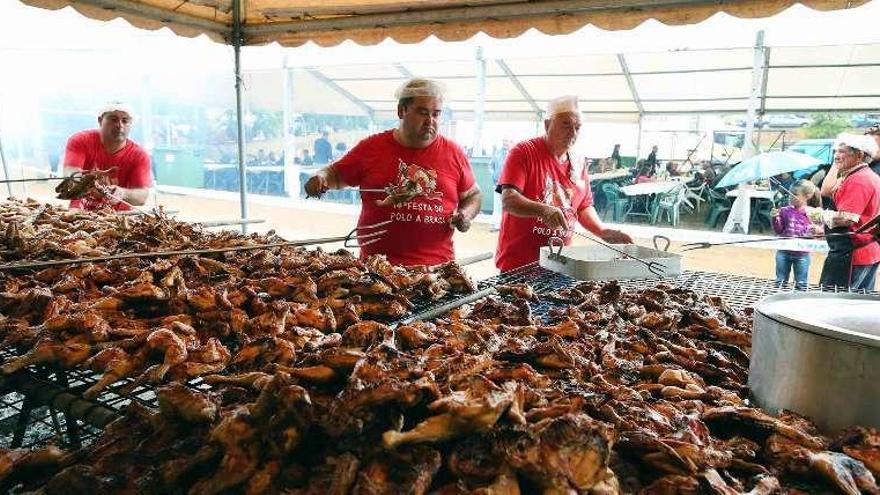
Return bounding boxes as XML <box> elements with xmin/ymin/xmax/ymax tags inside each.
<box><xmin>750</xmin><ymin>292</ymin><xmax>880</xmax><ymax>433</ymax></box>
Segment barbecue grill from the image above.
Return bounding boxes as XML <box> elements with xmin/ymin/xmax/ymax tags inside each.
<box><xmin>480</xmin><ymin>263</ymin><xmax>864</xmax><ymax>315</ymax></box>
<box><xmin>0</xmin><ymin>262</ymin><xmax>871</xmax><ymax>450</ymax></box>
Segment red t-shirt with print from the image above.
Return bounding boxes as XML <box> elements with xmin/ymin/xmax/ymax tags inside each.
<box><xmin>495</xmin><ymin>137</ymin><xmax>594</xmax><ymax>272</ymax></box>
<box><xmin>64</xmin><ymin>130</ymin><xmax>151</xmax><ymax>211</ymax></box>
<box><xmin>834</xmin><ymin>166</ymin><xmax>880</xmax><ymax>266</ymax></box>
<box><xmin>332</xmin><ymin>130</ymin><xmax>475</xmax><ymax>266</ymax></box>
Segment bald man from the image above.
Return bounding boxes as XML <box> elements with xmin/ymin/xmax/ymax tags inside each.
<box><xmin>495</xmin><ymin>95</ymin><xmax>631</xmax><ymax>272</ymax></box>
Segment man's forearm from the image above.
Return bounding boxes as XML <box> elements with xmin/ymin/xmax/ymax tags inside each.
<box><xmin>457</xmin><ymin>187</ymin><xmax>482</xmax><ymax>220</ymax></box>
<box><xmin>116</xmin><ymin>186</ymin><xmax>149</xmax><ymax>206</ymax></box>
<box><xmin>319</xmin><ymin>165</ymin><xmax>345</xmax><ymax>190</ymax></box>
<box><xmin>820</xmin><ymin>164</ymin><xmax>839</xmax><ymax>197</ymax></box>
<box><xmin>501</xmin><ymin>187</ymin><xmax>550</xmax><ymax>218</ymax></box>
<box><xmin>577</xmin><ymin>206</ymin><xmax>606</xmax><ymax>235</ymax></box>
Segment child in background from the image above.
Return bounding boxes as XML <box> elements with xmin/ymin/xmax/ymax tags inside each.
<box><xmin>771</xmin><ymin>179</ymin><xmax>822</xmax><ymax>289</ymax></box>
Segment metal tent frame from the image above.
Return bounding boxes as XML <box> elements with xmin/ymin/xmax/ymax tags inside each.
<box><xmin>12</xmin><ymin>0</ymin><xmax>878</xmax><ymax>231</ymax></box>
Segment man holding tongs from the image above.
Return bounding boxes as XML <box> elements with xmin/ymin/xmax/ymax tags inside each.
<box><xmin>494</xmin><ymin>95</ymin><xmax>631</xmax><ymax>272</ymax></box>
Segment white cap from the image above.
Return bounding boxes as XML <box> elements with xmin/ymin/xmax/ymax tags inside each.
<box><xmin>394</xmin><ymin>78</ymin><xmax>446</xmax><ymax>100</ymax></box>
<box><xmin>836</xmin><ymin>132</ymin><xmax>878</xmax><ymax>157</ymax></box>
<box><xmin>546</xmin><ymin>95</ymin><xmax>581</xmax><ymax>119</ymax></box>
<box><xmin>97</xmin><ymin>101</ymin><xmax>134</xmax><ymax>120</ymax></box>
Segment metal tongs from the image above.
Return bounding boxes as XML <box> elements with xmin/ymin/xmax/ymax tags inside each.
<box><xmin>0</xmin><ymin>220</ymin><xmax>391</xmax><ymax>271</ymax></box>
<box><xmin>681</xmin><ymin>211</ymin><xmax>880</xmax><ymax>252</ymax></box>
<box><xmin>552</xmin><ymin>230</ymin><xmax>667</xmax><ymax>278</ymax></box>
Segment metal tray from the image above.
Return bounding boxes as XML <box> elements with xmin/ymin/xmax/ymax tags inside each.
<box><xmin>539</xmin><ymin>243</ymin><xmax>682</xmax><ymax>280</ymax></box>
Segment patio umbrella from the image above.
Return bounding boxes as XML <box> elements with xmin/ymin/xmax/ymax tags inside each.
<box><xmin>714</xmin><ymin>151</ymin><xmax>823</xmax><ymax>188</ymax></box>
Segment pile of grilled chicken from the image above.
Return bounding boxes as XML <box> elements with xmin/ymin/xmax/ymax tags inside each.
<box><xmin>0</xmin><ymin>198</ymin><xmax>474</xmax><ymax>397</ymax></box>
<box><xmin>0</xmin><ymin>274</ymin><xmax>877</xmax><ymax>492</ymax></box>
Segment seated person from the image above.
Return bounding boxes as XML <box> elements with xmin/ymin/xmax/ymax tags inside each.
<box><xmin>632</xmin><ymin>159</ymin><xmax>654</xmax><ymax>183</ymax></box>
<box><xmin>300</xmin><ymin>149</ymin><xmax>314</xmax><ymax>166</ymax></box>
<box><xmin>686</xmin><ymin>162</ymin><xmax>713</xmax><ymax>188</ymax></box>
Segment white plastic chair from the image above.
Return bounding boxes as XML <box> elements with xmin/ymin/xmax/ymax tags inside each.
<box><xmin>651</xmin><ymin>185</ymin><xmax>686</xmax><ymax>226</ymax></box>
<box><xmin>686</xmin><ymin>182</ymin><xmax>707</xmax><ymax>212</ymax></box>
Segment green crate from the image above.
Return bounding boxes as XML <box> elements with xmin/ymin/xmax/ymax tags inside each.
<box><xmin>152</xmin><ymin>146</ymin><xmax>205</xmax><ymax>188</ymax></box>
<box><xmin>470</xmin><ymin>156</ymin><xmax>495</xmax><ymax>213</ymax></box>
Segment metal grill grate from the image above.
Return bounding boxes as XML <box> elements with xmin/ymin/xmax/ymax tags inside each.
<box><xmin>404</xmin><ymin>289</ymin><xmax>477</xmax><ymax>323</ymax></box>
<box><xmin>0</xmin><ymin>382</ymin><xmax>102</xmax><ymax>449</ymax></box>
<box><xmin>0</xmin><ymin>346</ymin><xmax>215</xmax><ymax>449</ymax></box>
<box><xmin>477</xmin><ymin>263</ymin><xmax>872</xmax><ymax>319</ymax></box>
<box><xmin>32</xmin><ymin>365</ymin><xmax>212</xmax><ymax>414</ymax></box>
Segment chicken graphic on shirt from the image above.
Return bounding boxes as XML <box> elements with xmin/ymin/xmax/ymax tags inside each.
<box><xmin>541</xmin><ymin>176</ymin><xmax>574</xmax><ymax>212</ymax></box>
<box><xmin>378</xmin><ymin>159</ymin><xmax>443</xmax><ymax>206</ymax></box>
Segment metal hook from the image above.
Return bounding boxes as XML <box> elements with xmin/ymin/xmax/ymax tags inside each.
<box><xmin>653</xmin><ymin>235</ymin><xmax>671</xmax><ymax>252</ymax></box>
<box><xmin>547</xmin><ymin>236</ymin><xmax>565</xmax><ymax>262</ymax></box>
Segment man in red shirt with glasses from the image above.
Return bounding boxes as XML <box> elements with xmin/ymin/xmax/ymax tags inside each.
<box><xmin>62</xmin><ymin>102</ymin><xmax>152</xmax><ymax>211</ymax></box>
<box><xmin>819</xmin><ymin>133</ymin><xmax>880</xmax><ymax>289</ymax></box>
<box><xmin>494</xmin><ymin>95</ymin><xmax>631</xmax><ymax>272</ymax></box>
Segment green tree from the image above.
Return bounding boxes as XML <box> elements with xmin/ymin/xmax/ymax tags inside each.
<box><xmin>804</xmin><ymin>113</ymin><xmax>850</xmax><ymax>139</ymax></box>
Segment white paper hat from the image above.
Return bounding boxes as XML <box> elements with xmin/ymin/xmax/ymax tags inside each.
<box><xmin>97</xmin><ymin>101</ymin><xmax>135</xmax><ymax>120</ymax></box>
<box><xmin>394</xmin><ymin>78</ymin><xmax>446</xmax><ymax>100</ymax></box>
<box><xmin>546</xmin><ymin>95</ymin><xmax>581</xmax><ymax>118</ymax></box>
<box><xmin>836</xmin><ymin>132</ymin><xmax>878</xmax><ymax>157</ymax></box>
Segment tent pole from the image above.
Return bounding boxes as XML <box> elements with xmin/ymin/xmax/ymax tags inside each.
<box><xmin>0</xmin><ymin>132</ymin><xmax>11</xmax><ymax>197</ymax></box>
<box><xmin>232</xmin><ymin>0</ymin><xmax>249</xmax><ymax>234</ymax></box>
<box><xmin>472</xmin><ymin>46</ymin><xmax>486</xmax><ymax>157</ymax></box>
<box><xmin>281</xmin><ymin>54</ymin><xmax>299</xmax><ymax>198</ymax></box>
<box><xmin>742</xmin><ymin>30</ymin><xmax>765</xmax><ymax>161</ymax></box>
<box><xmin>635</xmin><ymin>115</ymin><xmax>643</xmax><ymax>160</ymax></box>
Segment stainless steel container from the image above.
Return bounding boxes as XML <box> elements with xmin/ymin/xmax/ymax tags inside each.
<box><xmin>750</xmin><ymin>293</ymin><xmax>880</xmax><ymax>433</ymax></box>
<box><xmin>539</xmin><ymin>244</ymin><xmax>682</xmax><ymax>280</ymax></box>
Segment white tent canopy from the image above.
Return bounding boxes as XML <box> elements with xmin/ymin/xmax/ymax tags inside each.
<box><xmin>242</xmin><ymin>42</ymin><xmax>880</xmax><ymax>122</ymax></box>
<box><xmin>17</xmin><ymin>0</ymin><xmax>868</xmax><ymax>47</ymax></box>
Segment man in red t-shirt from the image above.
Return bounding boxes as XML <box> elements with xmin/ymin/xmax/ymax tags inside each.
<box><xmin>495</xmin><ymin>96</ymin><xmax>632</xmax><ymax>272</ymax></box>
<box><xmin>820</xmin><ymin>133</ymin><xmax>880</xmax><ymax>289</ymax></box>
<box><xmin>62</xmin><ymin>102</ymin><xmax>152</xmax><ymax>211</ymax></box>
<box><xmin>304</xmin><ymin>79</ymin><xmax>481</xmax><ymax>266</ymax></box>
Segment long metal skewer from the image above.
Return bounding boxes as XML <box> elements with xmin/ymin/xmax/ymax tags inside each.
<box><xmin>680</xmin><ymin>231</ymin><xmax>869</xmax><ymax>251</ymax></box>
<box><xmin>682</xmin><ymin>210</ymin><xmax>880</xmax><ymax>251</ymax></box>
<box><xmin>0</xmin><ymin>176</ymin><xmax>65</xmax><ymax>184</ymax></box>
<box><xmin>0</xmin><ymin>220</ymin><xmax>390</xmax><ymax>271</ymax></box>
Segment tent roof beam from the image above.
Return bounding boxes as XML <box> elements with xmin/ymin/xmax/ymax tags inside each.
<box><xmin>305</xmin><ymin>67</ymin><xmax>375</xmax><ymax>117</ymax></box>
<box><xmin>617</xmin><ymin>53</ymin><xmax>644</xmax><ymax>115</ymax></box>
<box><xmin>65</xmin><ymin>0</ymin><xmax>229</xmax><ymax>37</ymax></box>
<box><xmin>245</xmin><ymin>0</ymin><xmax>751</xmax><ymax>36</ymax></box>
<box><xmin>496</xmin><ymin>58</ymin><xmax>542</xmax><ymax>119</ymax></box>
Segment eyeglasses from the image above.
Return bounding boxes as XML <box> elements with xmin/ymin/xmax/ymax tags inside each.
<box><xmin>865</xmin><ymin>124</ymin><xmax>880</xmax><ymax>136</ymax></box>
